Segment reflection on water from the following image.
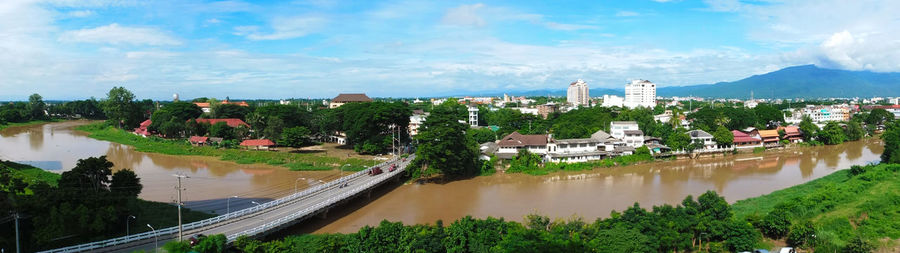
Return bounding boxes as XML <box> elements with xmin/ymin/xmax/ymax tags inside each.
<box><xmin>305</xmin><ymin>138</ymin><xmax>883</xmax><ymax>234</ymax></box>
<box><xmin>0</xmin><ymin>121</ymin><xmax>340</xmax><ymax>213</ymax></box>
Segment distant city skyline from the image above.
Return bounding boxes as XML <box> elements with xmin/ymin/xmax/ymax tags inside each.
<box><xmin>2</xmin><ymin>0</ymin><xmax>899</xmax><ymax>100</ymax></box>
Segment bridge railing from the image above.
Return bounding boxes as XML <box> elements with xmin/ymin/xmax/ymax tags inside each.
<box><xmin>227</xmin><ymin>156</ymin><xmax>412</xmax><ymax>241</ymax></box>
<box><xmin>38</xmin><ymin>158</ymin><xmax>404</xmax><ymax>253</ymax></box>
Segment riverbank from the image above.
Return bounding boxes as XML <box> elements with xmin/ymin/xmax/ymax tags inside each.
<box><xmin>0</xmin><ymin>119</ymin><xmax>60</xmax><ymax>131</ymax></box>
<box><xmin>75</xmin><ymin>122</ymin><xmax>372</xmax><ymax>171</ymax></box>
<box><xmin>0</xmin><ymin>160</ymin><xmax>215</xmax><ymax>251</ymax></box>
<box><xmin>732</xmin><ymin>163</ymin><xmax>900</xmax><ymax>251</ymax></box>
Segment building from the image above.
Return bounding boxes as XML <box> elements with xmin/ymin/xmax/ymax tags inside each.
<box><xmin>785</xmin><ymin>104</ymin><xmax>852</xmax><ymax>125</ymax></box>
<box><xmin>193</xmin><ymin>118</ymin><xmax>250</xmax><ymax>128</ymax></box>
<box><xmin>468</xmin><ymin>107</ymin><xmax>479</xmax><ymax>127</ymax></box>
<box><xmin>193</xmin><ymin>99</ymin><xmax>250</xmax><ymax>113</ymax></box>
<box><xmin>496</xmin><ymin>132</ymin><xmax>550</xmax><ymax>159</ymax></box>
<box><xmin>601</xmin><ymin>94</ymin><xmax>624</xmax><ymax>108</ymax></box>
<box><xmin>777</xmin><ymin>126</ymin><xmax>803</xmax><ymax>143</ymax></box>
<box><xmin>567</xmin><ymin>79</ymin><xmax>590</xmax><ymax>107</ymax></box>
<box><xmin>536</xmin><ymin>103</ymin><xmax>558</xmax><ymax>119</ymax></box>
<box><xmin>240</xmin><ymin>139</ymin><xmax>275</xmax><ymax>150</ymax></box>
<box><xmin>732</xmin><ymin>130</ymin><xmax>762</xmax><ymax>149</ymax></box>
<box><xmin>189</xmin><ymin>136</ymin><xmax>209</xmax><ymax>146</ymax></box>
<box><xmin>408</xmin><ymin>110</ymin><xmax>428</xmax><ymax>136</ymax></box>
<box><xmin>687</xmin><ymin>129</ymin><xmax>715</xmax><ymax>150</ymax></box>
<box><xmin>654</xmin><ymin>110</ymin><xmax>673</xmax><ymax>123</ymax></box>
<box><xmin>758</xmin><ymin>129</ymin><xmax>781</xmax><ymax>147</ymax></box>
<box><xmin>610</xmin><ymin>121</ymin><xmax>644</xmax><ymax>148</ymax></box>
<box><xmin>329</xmin><ymin>93</ymin><xmax>373</xmax><ymax>109</ymax></box>
<box><xmin>624</xmin><ymin>79</ymin><xmax>656</xmax><ymax>108</ymax></box>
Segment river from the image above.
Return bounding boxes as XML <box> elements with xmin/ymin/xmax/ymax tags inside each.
<box><xmin>0</xmin><ymin>121</ymin><xmax>884</xmax><ymax>234</ymax></box>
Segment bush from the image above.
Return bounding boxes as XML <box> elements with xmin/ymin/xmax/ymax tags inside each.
<box><xmin>753</xmin><ymin>147</ymin><xmax>766</xmax><ymax>154</ymax></box>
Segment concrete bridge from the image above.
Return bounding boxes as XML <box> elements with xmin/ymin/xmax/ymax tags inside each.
<box><xmin>40</xmin><ymin>155</ymin><xmax>414</xmax><ymax>253</ymax></box>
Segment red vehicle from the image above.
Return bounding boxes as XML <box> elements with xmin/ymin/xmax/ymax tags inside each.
<box><xmin>389</xmin><ymin>164</ymin><xmax>397</xmax><ymax>172</ymax></box>
<box><xmin>368</xmin><ymin>167</ymin><xmax>383</xmax><ymax>176</ymax></box>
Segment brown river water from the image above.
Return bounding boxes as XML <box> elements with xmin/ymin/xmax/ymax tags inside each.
<box><xmin>0</xmin><ymin>121</ymin><xmax>884</xmax><ymax>234</ymax></box>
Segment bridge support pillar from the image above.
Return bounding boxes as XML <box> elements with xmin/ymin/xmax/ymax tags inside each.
<box><xmin>366</xmin><ymin>190</ymin><xmax>372</xmax><ymax>200</ymax></box>
<box><xmin>318</xmin><ymin>208</ymin><xmax>329</xmax><ymax>219</ymax></box>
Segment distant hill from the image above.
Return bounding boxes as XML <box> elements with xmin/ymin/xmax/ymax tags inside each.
<box><xmin>656</xmin><ymin>65</ymin><xmax>900</xmax><ymax>99</ymax></box>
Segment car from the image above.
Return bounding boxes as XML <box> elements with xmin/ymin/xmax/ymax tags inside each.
<box><xmin>402</xmin><ymin>158</ymin><xmax>407</xmax><ymax>162</ymax></box>
<box><xmin>189</xmin><ymin>234</ymin><xmax>207</xmax><ymax>246</ymax></box>
<box><xmin>368</xmin><ymin>167</ymin><xmax>383</xmax><ymax>176</ymax></box>
<box><xmin>779</xmin><ymin>248</ymin><xmax>795</xmax><ymax>253</ymax></box>
<box><xmin>389</xmin><ymin>164</ymin><xmax>397</xmax><ymax>172</ymax></box>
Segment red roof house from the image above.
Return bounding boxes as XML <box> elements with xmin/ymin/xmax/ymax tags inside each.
<box><xmin>732</xmin><ymin>130</ymin><xmax>762</xmax><ymax>149</ymax></box>
<box><xmin>758</xmin><ymin>129</ymin><xmax>781</xmax><ymax>146</ymax></box>
<box><xmin>240</xmin><ymin>139</ymin><xmax>276</xmax><ymax>150</ymax></box>
<box><xmin>192</xmin><ymin>118</ymin><xmax>250</xmax><ymax>128</ymax></box>
<box><xmin>189</xmin><ymin>136</ymin><xmax>209</xmax><ymax>146</ymax></box>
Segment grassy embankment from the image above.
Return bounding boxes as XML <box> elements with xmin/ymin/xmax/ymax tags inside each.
<box><xmin>732</xmin><ymin>163</ymin><xmax>900</xmax><ymax>251</ymax></box>
<box><xmin>75</xmin><ymin>122</ymin><xmax>371</xmax><ymax>171</ymax></box>
<box><xmin>0</xmin><ymin>119</ymin><xmax>60</xmax><ymax>131</ymax></box>
<box><xmin>0</xmin><ymin>160</ymin><xmax>215</xmax><ymax>238</ymax></box>
<box><xmin>503</xmin><ymin>152</ymin><xmax>657</xmax><ymax>176</ymax></box>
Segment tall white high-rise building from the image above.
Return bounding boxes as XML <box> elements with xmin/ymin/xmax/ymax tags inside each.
<box><xmin>467</xmin><ymin>107</ymin><xmax>479</xmax><ymax>127</ymax></box>
<box><xmin>624</xmin><ymin>79</ymin><xmax>656</xmax><ymax>108</ymax></box>
<box><xmin>567</xmin><ymin>79</ymin><xmax>589</xmax><ymax>107</ymax></box>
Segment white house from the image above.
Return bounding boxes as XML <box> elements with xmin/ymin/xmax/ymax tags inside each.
<box><xmin>610</xmin><ymin>121</ymin><xmax>644</xmax><ymax>148</ymax></box>
<box><xmin>601</xmin><ymin>94</ymin><xmax>624</xmax><ymax>108</ymax></box>
<box><xmin>687</xmin><ymin>129</ymin><xmax>716</xmax><ymax>150</ymax></box>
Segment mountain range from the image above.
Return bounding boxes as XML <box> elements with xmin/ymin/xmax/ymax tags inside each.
<box><xmin>502</xmin><ymin>65</ymin><xmax>900</xmax><ymax>99</ymax></box>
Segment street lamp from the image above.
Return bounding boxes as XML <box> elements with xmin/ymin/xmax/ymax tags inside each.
<box><xmin>295</xmin><ymin>177</ymin><xmax>305</xmax><ymax>194</ymax></box>
<box><xmin>147</xmin><ymin>224</ymin><xmax>158</xmax><ymax>253</ymax></box>
<box><xmin>126</xmin><ymin>215</ymin><xmax>136</xmax><ymax>236</ymax></box>
<box><xmin>226</xmin><ymin>196</ymin><xmax>238</xmax><ymax>217</ymax></box>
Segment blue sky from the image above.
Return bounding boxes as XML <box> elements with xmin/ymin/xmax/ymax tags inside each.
<box><xmin>2</xmin><ymin>0</ymin><xmax>899</xmax><ymax>100</ymax></box>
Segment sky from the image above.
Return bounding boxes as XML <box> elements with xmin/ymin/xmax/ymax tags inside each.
<box><xmin>2</xmin><ymin>0</ymin><xmax>900</xmax><ymax>100</ymax></box>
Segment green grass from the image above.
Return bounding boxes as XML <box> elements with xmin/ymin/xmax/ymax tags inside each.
<box><xmin>1</xmin><ymin>160</ymin><xmax>62</xmax><ymax>191</ymax></box>
<box><xmin>0</xmin><ymin>119</ymin><xmax>60</xmax><ymax>131</ymax></box>
<box><xmin>507</xmin><ymin>153</ymin><xmax>655</xmax><ymax>176</ymax></box>
<box><xmin>75</xmin><ymin>122</ymin><xmax>373</xmax><ymax>171</ymax></box>
<box><xmin>732</xmin><ymin>163</ymin><xmax>900</xmax><ymax>251</ymax></box>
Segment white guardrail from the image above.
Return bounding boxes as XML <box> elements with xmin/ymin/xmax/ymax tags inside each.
<box><xmin>39</xmin><ymin>156</ymin><xmax>410</xmax><ymax>253</ymax></box>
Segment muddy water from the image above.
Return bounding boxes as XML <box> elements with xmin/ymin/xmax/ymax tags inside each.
<box><xmin>305</xmin><ymin>138</ymin><xmax>883</xmax><ymax>234</ymax></box>
<box><xmin>0</xmin><ymin>121</ymin><xmax>884</xmax><ymax>235</ymax></box>
<box><xmin>0</xmin><ymin>121</ymin><xmax>341</xmax><ymax>214</ymax></box>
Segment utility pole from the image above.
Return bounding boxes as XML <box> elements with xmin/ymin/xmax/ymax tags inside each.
<box><xmin>14</xmin><ymin>212</ymin><xmax>20</xmax><ymax>253</ymax></box>
<box><xmin>172</xmin><ymin>174</ymin><xmax>189</xmax><ymax>241</ymax></box>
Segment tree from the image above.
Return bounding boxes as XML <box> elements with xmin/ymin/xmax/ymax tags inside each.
<box><xmin>214</xmin><ymin>103</ymin><xmax>250</xmax><ymax>120</ymax></box>
<box><xmin>27</xmin><ymin>93</ymin><xmax>46</xmax><ymax>120</ymax></box>
<box><xmin>843</xmin><ymin>236</ymin><xmax>875</xmax><ymax>253</ymax></box>
<box><xmin>467</xmin><ymin>127</ymin><xmax>496</xmax><ymax>144</ymax></box>
<box><xmin>786</xmin><ymin>221</ymin><xmax>816</xmax><ymax>248</ymax></box>
<box><xmin>845</xmin><ymin>120</ymin><xmax>865</xmax><ymax>141</ymax></box>
<box><xmin>757</xmin><ymin>208</ymin><xmax>791</xmax><ymax>239</ymax></box>
<box><xmin>414</xmin><ymin>100</ymin><xmax>480</xmax><ymax>177</ymax></box>
<box><xmin>264</xmin><ymin>116</ymin><xmax>285</xmax><ymax>140</ymax></box>
<box><xmin>866</xmin><ymin>108</ymin><xmax>894</xmax><ymax>126</ymax></box>
<box><xmin>712</xmin><ymin>125</ymin><xmax>734</xmax><ymax>145</ymax></box>
<box><xmin>58</xmin><ymin>156</ymin><xmax>114</xmax><ymax>192</ymax></box>
<box><xmin>102</xmin><ymin>87</ymin><xmax>140</xmax><ymax>129</ymax></box>
<box><xmin>753</xmin><ymin>104</ymin><xmax>784</xmax><ymax>127</ymax></box>
<box><xmin>508</xmin><ymin>149</ymin><xmax>542</xmax><ymax>173</ymax></box>
<box><xmin>881</xmin><ymin>122</ymin><xmax>900</xmax><ymax>164</ymax></box>
<box><xmin>799</xmin><ymin>116</ymin><xmax>819</xmax><ymax>142</ymax></box>
<box><xmin>255</xmin><ymin>104</ymin><xmax>308</xmax><ymax>128</ymax></box>
<box><xmin>280</xmin><ymin>126</ymin><xmax>312</xmax><ymax>147</ymax></box>
<box><xmin>110</xmin><ymin>169</ymin><xmax>142</xmax><ymax>198</ymax></box>
<box><xmin>335</xmin><ymin>101</ymin><xmax>411</xmax><ymax>154</ymax></box>
<box><xmin>209</xmin><ymin>122</ymin><xmax>234</xmax><ymax>140</ymax></box>
<box><xmin>666</xmin><ymin>128</ymin><xmax>692</xmax><ymax>151</ymax></box>
<box><xmin>818</xmin><ymin>121</ymin><xmax>847</xmax><ymax>145</ymax></box>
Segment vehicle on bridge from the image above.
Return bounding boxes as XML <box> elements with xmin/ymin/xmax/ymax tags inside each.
<box><xmin>389</xmin><ymin>164</ymin><xmax>397</xmax><ymax>172</ymax></box>
<box><xmin>369</xmin><ymin>167</ymin><xmax>383</xmax><ymax>175</ymax></box>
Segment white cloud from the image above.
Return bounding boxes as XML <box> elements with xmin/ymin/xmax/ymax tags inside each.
<box><xmin>441</xmin><ymin>3</ymin><xmax>486</xmax><ymax>27</ymax></box>
<box><xmin>235</xmin><ymin>16</ymin><xmax>327</xmax><ymax>40</ymax></box>
<box><xmin>66</xmin><ymin>10</ymin><xmax>95</xmax><ymax>18</ymax></box>
<box><xmin>615</xmin><ymin>11</ymin><xmax>640</xmax><ymax>17</ymax></box>
<box><xmin>544</xmin><ymin>22</ymin><xmax>598</xmax><ymax>31</ymax></box>
<box><xmin>59</xmin><ymin>23</ymin><xmax>181</xmax><ymax>46</ymax></box>
<box><xmin>205</xmin><ymin>18</ymin><xmax>222</xmax><ymax>24</ymax></box>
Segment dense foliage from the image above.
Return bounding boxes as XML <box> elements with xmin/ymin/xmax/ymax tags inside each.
<box><xmin>222</xmin><ymin>191</ymin><xmax>762</xmax><ymax>253</ymax></box>
<box><xmin>0</xmin><ymin>93</ymin><xmax>49</xmax><ymax>125</ymax></box>
<box><xmin>413</xmin><ymin>100</ymin><xmax>480</xmax><ymax>178</ymax></box>
<box><xmin>0</xmin><ymin>157</ymin><xmax>213</xmax><ymax>251</ymax></box>
<box><xmin>332</xmin><ymin>102</ymin><xmax>411</xmax><ymax>154</ymax></box>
